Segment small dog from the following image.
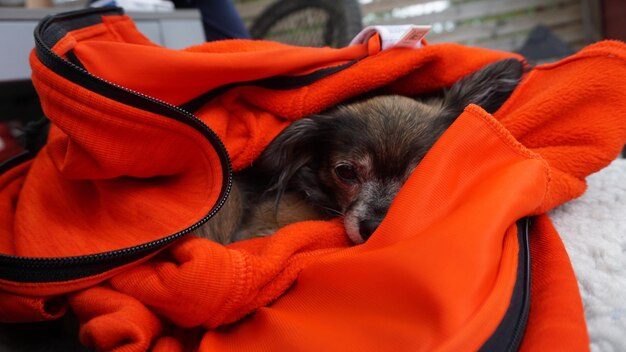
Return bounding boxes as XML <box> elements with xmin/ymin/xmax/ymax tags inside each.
<box><xmin>196</xmin><ymin>58</ymin><xmax>524</xmax><ymax>244</ymax></box>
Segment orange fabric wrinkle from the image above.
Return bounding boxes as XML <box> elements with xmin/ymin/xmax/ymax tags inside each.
<box><xmin>69</xmin><ymin>286</ymin><xmax>163</xmax><ymax>352</ymax></box>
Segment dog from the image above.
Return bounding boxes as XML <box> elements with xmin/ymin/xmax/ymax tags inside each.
<box><xmin>195</xmin><ymin>58</ymin><xmax>524</xmax><ymax>244</ymax></box>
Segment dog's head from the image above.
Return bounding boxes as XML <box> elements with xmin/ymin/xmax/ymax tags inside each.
<box><xmin>257</xmin><ymin>58</ymin><xmax>524</xmax><ymax>243</ymax></box>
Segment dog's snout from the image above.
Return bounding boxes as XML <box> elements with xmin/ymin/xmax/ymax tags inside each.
<box><xmin>359</xmin><ymin>219</ymin><xmax>382</xmax><ymax>240</ymax></box>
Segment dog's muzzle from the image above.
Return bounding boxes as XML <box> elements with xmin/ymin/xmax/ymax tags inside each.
<box><xmin>359</xmin><ymin>219</ymin><xmax>383</xmax><ymax>241</ymax></box>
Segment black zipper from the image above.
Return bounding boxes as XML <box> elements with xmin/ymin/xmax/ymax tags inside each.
<box><xmin>179</xmin><ymin>58</ymin><xmax>362</xmax><ymax>113</ymax></box>
<box><xmin>479</xmin><ymin>217</ymin><xmax>532</xmax><ymax>351</ymax></box>
<box><xmin>0</xmin><ymin>7</ymin><xmax>232</xmax><ymax>283</ymax></box>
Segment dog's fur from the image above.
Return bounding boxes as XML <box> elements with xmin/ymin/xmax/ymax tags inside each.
<box><xmin>194</xmin><ymin>181</ymin><xmax>328</xmax><ymax>243</ymax></box>
<box><xmin>195</xmin><ymin>58</ymin><xmax>524</xmax><ymax>244</ymax></box>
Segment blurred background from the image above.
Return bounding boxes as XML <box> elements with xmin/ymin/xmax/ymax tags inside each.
<box><xmin>234</xmin><ymin>0</ymin><xmax>613</xmax><ymax>56</ymax></box>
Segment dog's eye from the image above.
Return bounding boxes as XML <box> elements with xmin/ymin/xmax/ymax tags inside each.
<box><xmin>335</xmin><ymin>164</ymin><xmax>358</xmax><ymax>183</ymax></box>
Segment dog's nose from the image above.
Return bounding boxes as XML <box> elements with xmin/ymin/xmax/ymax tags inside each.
<box><xmin>359</xmin><ymin>219</ymin><xmax>382</xmax><ymax>241</ymax></box>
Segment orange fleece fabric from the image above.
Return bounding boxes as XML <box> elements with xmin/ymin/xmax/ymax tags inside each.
<box><xmin>1</xmin><ymin>12</ymin><xmax>625</xmax><ymax>351</ymax></box>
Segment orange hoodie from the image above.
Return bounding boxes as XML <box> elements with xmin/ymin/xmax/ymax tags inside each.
<box><xmin>1</xmin><ymin>7</ymin><xmax>625</xmax><ymax>351</ymax></box>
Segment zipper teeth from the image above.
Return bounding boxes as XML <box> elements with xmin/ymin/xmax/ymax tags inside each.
<box><xmin>10</xmin><ymin>213</ymin><xmax>225</xmax><ymax>266</ymax></box>
<box><xmin>6</xmin><ymin>11</ymin><xmax>233</xmax><ymax>268</ymax></box>
<box><xmin>508</xmin><ymin>306</ymin><xmax>529</xmax><ymax>352</ymax></box>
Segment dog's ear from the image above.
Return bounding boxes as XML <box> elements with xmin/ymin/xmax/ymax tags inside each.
<box><xmin>443</xmin><ymin>58</ymin><xmax>524</xmax><ymax>115</ymax></box>
<box><xmin>254</xmin><ymin>115</ymin><xmax>329</xmax><ymax>199</ymax></box>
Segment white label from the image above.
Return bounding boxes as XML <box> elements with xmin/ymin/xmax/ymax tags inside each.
<box><xmin>350</xmin><ymin>25</ymin><xmax>431</xmax><ymax>50</ymax></box>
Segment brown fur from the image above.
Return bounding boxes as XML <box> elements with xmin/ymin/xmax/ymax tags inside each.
<box><xmin>194</xmin><ymin>182</ymin><xmax>327</xmax><ymax>244</ymax></box>
<box><xmin>194</xmin><ymin>182</ymin><xmax>244</xmax><ymax>244</ymax></box>
<box><xmin>235</xmin><ymin>193</ymin><xmax>329</xmax><ymax>241</ymax></box>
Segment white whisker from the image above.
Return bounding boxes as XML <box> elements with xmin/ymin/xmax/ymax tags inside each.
<box><xmin>318</xmin><ymin>205</ymin><xmax>344</xmax><ymax>216</ymax></box>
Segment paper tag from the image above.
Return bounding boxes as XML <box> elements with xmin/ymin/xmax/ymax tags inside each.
<box><xmin>350</xmin><ymin>25</ymin><xmax>431</xmax><ymax>50</ymax></box>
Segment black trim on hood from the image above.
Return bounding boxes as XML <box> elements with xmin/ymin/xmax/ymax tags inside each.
<box><xmin>178</xmin><ymin>59</ymin><xmax>361</xmax><ymax>112</ymax></box>
<box><xmin>479</xmin><ymin>217</ymin><xmax>532</xmax><ymax>352</ymax></box>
